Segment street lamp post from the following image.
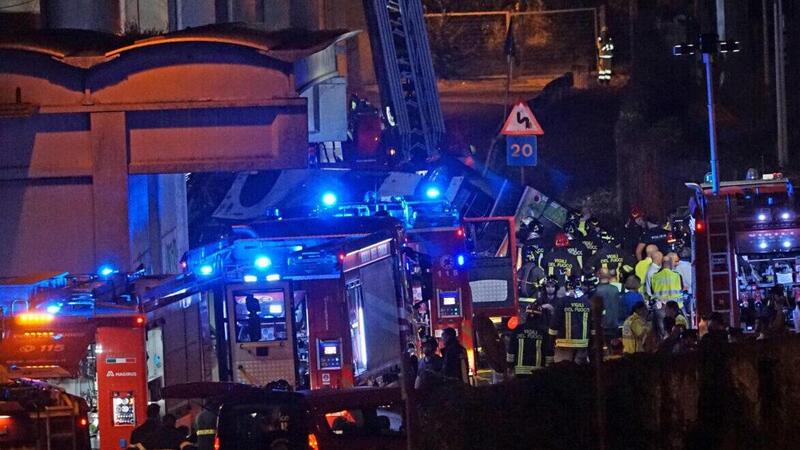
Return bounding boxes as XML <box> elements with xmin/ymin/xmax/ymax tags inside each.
<box><xmin>673</xmin><ymin>33</ymin><xmax>740</xmax><ymax>195</ymax></box>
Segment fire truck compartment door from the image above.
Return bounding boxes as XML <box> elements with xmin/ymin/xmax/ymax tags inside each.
<box><xmin>0</xmin><ymin>323</ymin><xmax>96</xmax><ymax>378</ymax></box>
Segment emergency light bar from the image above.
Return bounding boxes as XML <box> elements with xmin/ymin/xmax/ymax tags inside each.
<box><xmin>16</xmin><ymin>313</ymin><xmax>54</xmax><ymax>325</ymax></box>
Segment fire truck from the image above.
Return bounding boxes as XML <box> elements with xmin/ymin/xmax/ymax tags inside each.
<box><xmin>0</xmin><ymin>378</ymin><xmax>91</xmax><ymax>450</ymax></box>
<box><xmin>688</xmin><ymin>173</ymin><xmax>798</xmax><ymax>328</ymax></box>
<box><xmin>0</xmin><ymin>272</ymin><xmax>148</xmax><ymax>450</ymax></box>
<box><xmin>140</xmin><ymin>215</ymin><xmax>414</xmax><ymax>394</ymax></box>
<box><xmin>141</xmin><ymin>193</ymin><xmax>520</xmax><ymax>399</ymax></box>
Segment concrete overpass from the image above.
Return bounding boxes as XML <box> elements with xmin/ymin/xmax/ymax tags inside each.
<box><xmin>0</xmin><ymin>24</ymin><xmax>354</xmax><ymax>277</ymax></box>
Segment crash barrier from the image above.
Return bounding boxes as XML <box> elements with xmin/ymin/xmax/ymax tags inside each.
<box><xmin>415</xmin><ymin>334</ymin><xmax>800</xmax><ymax>449</ymax></box>
<box><xmin>424</xmin><ymin>8</ymin><xmax>599</xmax><ymax>79</ymax></box>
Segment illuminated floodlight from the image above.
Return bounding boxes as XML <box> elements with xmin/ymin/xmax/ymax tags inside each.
<box><xmin>255</xmin><ymin>256</ymin><xmax>272</xmax><ymax>269</ymax></box>
<box><xmin>243</xmin><ymin>274</ymin><xmax>258</xmax><ymax>283</ymax></box>
<box><xmin>266</xmin><ymin>274</ymin><xmax>281</xmax><ymax>282</ymax></box>
<box><xmin>783</xmin><ymin>240</ymin><xmax>792</xmax><ymax>249</ymax></box>
<box><xmin>757</xmin><ymin>213</ymin><xmax>767</xmax><ymax>221</ymax></box>
<box><xmin>425</xmin><ymin>186</ymin><xmax>441</xmax><ymax>199</ymax></box>
<box><xmin>199</xmin><ymin>265</ymin><xmax>214</xmax><ymax>276</ymax></box>
<box><xmin>269</xmin><ymin>304</ymin><xmax>283</xmax><ymax>315</ymax></box>
<box><xmin>322</xmin><ymin>192</ymin><xmax>338</xmax><ymax>207</ymax></box>
<box><xmin>781</xmin><ymin>212</ymin><xmax>791</xmax><ymax>220</ymax></box>
<box><xmin>46</xmin><ymin>304</ymin><xmax>61</xmax><ymax>314</ymax></box>
<box><xmin>759</xmin><ymin>241</ymin><xmax>768</xmax><ymax>250</ymax></box>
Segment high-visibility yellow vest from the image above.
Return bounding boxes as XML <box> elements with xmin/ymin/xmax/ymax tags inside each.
<box><xmin>650</xmin><ymin>269</ymin><xmax>683</xmax><ymax>303</ymax></box>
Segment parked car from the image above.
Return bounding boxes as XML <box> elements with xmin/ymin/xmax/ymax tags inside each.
<box><xmin>215</xmin><ymin>386</ymin><xmax>406</xmax><ymax>450</ymax></box>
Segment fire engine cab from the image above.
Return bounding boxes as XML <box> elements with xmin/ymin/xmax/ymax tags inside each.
<box><xmin>688</xmin><ymin>174</ymin><xmax>797</xmax><ymax>328</ymax></box>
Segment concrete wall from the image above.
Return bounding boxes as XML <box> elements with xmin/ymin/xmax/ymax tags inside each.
<box><xmin>417</xmin><ymin>335</ymin><xmax>800</xmax><ymax>450</ymax></box>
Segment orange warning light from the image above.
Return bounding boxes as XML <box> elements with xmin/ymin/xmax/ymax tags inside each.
<box><xmin>16</xmin><ymin>313</ymin><xmax>54</xmax><ymax>325</ymax></box>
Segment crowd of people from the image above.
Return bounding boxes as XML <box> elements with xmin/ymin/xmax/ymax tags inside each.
<box><xmin>505</xmin><ymin>206</ymin><xmax>800</xmax><ymax>376</ymax></box>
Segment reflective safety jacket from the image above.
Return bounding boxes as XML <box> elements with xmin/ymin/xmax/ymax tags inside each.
<box><xmin>521</xmin><ymin>238</ymin><xmax>546</xmax><ymax>267</ymax></box>
<box><xmin>507</xmin><ymin>315</ymin><xmax>552</xmax><ymax>374</ymax></box>
<box><xmin>542</xmin><ymin>248</ymin><xmax>581</xmax><ymax>283</ymax></box>
<box><xmin>597</xmin><ymin>37</ymin><xmax>614</xmax><ymax>57</ymax></box>
<box><xmin>580</xmin><ymin>234</ymin><xmax>602</xmax><ymax>257</ymax></box>
<box><xmin>587</xmin><ymin>244</ymin><xmax>626</xmax><ymax>276</ymax></box>
<box><xmin>650</xmin><ymin>269</ymin><xmax>683</xmax><ymax>304</ymax></box>
<box><xmin>549</xmin><ymin>295</ymin><xmax>593</xmax><ymax>348</ymax></box>
<box><xmin>622</xmin><ymin>313</ymin><xmax>650</xmax><ymax>353</ymax></box>
<box><xmin>566</xmin><ymin>241</ymin><xmax>590</xmax><ymax>271</ymax></box>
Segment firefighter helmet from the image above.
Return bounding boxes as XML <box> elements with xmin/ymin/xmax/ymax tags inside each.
<box><xmin>528</xmin><ymin>219</ymin><xmax>544</xmax><ymax>236</ymax></box>
<box><xmin>630</xmin><ymin>206</ymin><xmax>644</xmax><ymax>219</ymax></box>
<box><xmin>567</xmin><ymin>211</ymin><xmax>581</xmax><ymax>223</ymax></box>
<box><xmin>563</xmin><ymin>221</ymin><xmax>579</xmax><ymax>237</ymax></box>
<box><xmin>554</xmin><ymin>232</ymin><xmax>570</xmax><ymax>248</ymax></box>
<box><xmin>587</xmin><ymin>217</ymin><xmax>601</xmax><ymax>232</ymax></box>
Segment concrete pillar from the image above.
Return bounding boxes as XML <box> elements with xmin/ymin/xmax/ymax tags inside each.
<box><xmin>90</xmin><ymin>112</ymin><xmax>130</xmax><ymax>272</ymax></box>
<box><xmin>41</xmin><ymin>0</ymin><xmax>123</xmax><ymax>33</ymax></box>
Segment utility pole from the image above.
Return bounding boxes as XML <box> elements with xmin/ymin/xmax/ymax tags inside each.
<box><xmin>774</xmin><ymin>0</ymin><xmax>789</xmax><ymax>168</ymax></box>
<box><xmin>673</xmin><ymin>34</ymin><xmax>740</xmax><ymax>195</ymax></box>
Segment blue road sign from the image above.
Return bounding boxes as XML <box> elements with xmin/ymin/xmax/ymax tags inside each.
<box><xmin>506</xmin><ymin>136</ymin><xmax>537</xmax><ymax>166</ymax></box>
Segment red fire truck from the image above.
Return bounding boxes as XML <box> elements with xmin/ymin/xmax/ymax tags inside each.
<box><xmin>141</xmin><ymin>215</ymin><xmax>413</xmax><ymax>394</ymax></box>
<box><xmin>688</xmin><ymin>174</ymin><xmax>797</xmax><ymax>328</ymax></box>
<box><xmin>0</xmin><ymin>272</ymin><xmax>148</xmax><ymax>450</ymax></box>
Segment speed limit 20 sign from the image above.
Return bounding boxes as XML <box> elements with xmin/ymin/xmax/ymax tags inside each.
<box><xmin>506</xmin><ymin>135</ymin><xmax>537</xmax><ymax>166</ymax></box>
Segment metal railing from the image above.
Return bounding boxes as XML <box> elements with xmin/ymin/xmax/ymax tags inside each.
<box><xmin>424</xmin><ymin>8</ymin><xmax>598</xmax><ymax>79</ymax></box>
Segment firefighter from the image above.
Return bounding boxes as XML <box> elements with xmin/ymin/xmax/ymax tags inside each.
<box><xmin>542</xmin><ymin>233</ymin><xmax>581</xmax><ymax>284</ymax></box>
<box><xmin>520</xmin><ymin>218</ymin><xmax>546</xmax><ymax>267</ymax></box>
<box><xmin>507</xmin><ymin>303</ymin><xmax>553</xmax><ymax>376</ymax></box>
<box><xmin>195</xmin><ymin>400</ymin><xmax>218</xmax><ymax>450</ymax></box>
<box><xmin>579</xmin><ymin>217</ymin><xmax>603</xmax><ymax>257</ymax></box>
<box><xmin>650</xmin><ymin>257</ymin><xmax>684</xmax><ymax>308</ymax></box>
<box><xmin>596</xmin><ymin>26</ymin><xmax>614</xmax><ymax>83</ymax></box>
<box><xmin>563</xmin><ymin>221</ymin><xmax>590</xmax><ymax>272</ymax></box>
<box><xmin>549</xmin><ymin>277</ymin><xmax>593</xmax><ymax>364</ymax></box>
<box><xmin>587</xmin><ymin>231</ymin><xmax>632</xmax><ymax>281</ymax></box>
<box><xmin>517</xmin><ymin>219</ymin><xmax>547</xmax><ymax>298</ymax></box>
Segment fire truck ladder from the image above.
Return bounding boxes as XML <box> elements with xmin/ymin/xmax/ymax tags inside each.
<box><xmin>706</xmin><ymin>204</ymin><xmax>736</xmax><ymax>324</ymax></box>
<box><xmin>363</xmin><ymin>0</ymin><xmax>445</xmax><ymax>162</ymax></box>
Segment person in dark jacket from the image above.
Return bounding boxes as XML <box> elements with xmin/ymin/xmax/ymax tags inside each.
<box><xmin>542</xmin><ymin>233</ymin><xmax>581</xmax><ymax>283</ymax></box>
<box><xmin>415</xmin><ymin>337</ymin><xmax>443</xmax><ymax>389</ymax></box>
<box><xmin>507</xmin><ymin>303</ymin><xmax>553</xmax><ymax>375</ymax></box>
<box><xmin>441</xmin><ymin>327</ymin><xmax>468</xmax><ymax>383</ymax></box>
<box><xmin>595</xmin><ymin>268</ymin><xmax>622</xmax><ymax>342</ymax></box>
<box><xmin>195</xmin><ymin>401</ymin><xmax>218</xmax><ymax>450</ymax></box>
<box><xmin>130</xmin><ymin>403</ymin><xmax>162</xmax><ymax>450</ymax></box>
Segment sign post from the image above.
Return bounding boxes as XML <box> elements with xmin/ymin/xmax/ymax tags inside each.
<box><xmin>501</xmin><ymin>101</ymin><xmax>544</xmax><ymax>181</ymax></box>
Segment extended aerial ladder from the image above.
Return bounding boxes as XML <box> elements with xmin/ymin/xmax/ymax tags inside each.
<box><xmin>362</xmin><ymin>0</ymin><xmax>446</xmax><ymax>164</ymax></box>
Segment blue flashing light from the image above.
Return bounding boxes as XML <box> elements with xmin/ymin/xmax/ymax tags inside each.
<box><xmin>199</xmin><ymin>265</ymin><xmax>214</xmax><ymax>276</ymax></box>
<box><xmin>425</xmin><ymin>186</ymin><xmax>441</xmax><ymax>199</ymax></box>
<box><xmin>759</xmin><ymin>241</ymin><xmax>768</xmax><ymax>250</ymax></box>
<box><xmin>322</xmin><ymin>192</ymin><xmax>338</xmax><ymax>207</ymax></box>
<box><xmin>254</xmin><ymin>256</ymin><xmax>272</xmax><ymax>269</ymax></box>
<box><xmin>783</xmin><ymin>240</ymin><xmax>792</xmax><ymax>249</ymax></box>
<box><xmin>243</xmin><ymin>274</ymin><xmax>258</xmax><ymax>283</ymax></box>
<box><xmin>46</xmin><ymin>304</ymin><xmax>61</xmax><ymax>314</ymax></box>
<box><xmin>98</xmin><ymin>265</ymin><xmax>115</xmax><ymax>278</ymax></box>
<box><xmin>456</xmin><ymin>254</ymin><xmax>466</xmax><ymax>267</ymax></box>
<box><xmin>292</xmin><ymin>245</ymin><xmax>304</xmax><ymax>252</ymax></box>
<box><xmin>266</xmin><ymin>274</ymin><xmax>281</xmax><ymax>282</ymax></box>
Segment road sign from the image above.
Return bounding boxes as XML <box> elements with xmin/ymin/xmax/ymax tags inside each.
<box><xmin>506</xmin><ymin>135</ymin><xmax>537</xmax><ymax>166</ymax></box>
<box><xmin>501</xmin><ymin>101</ymin><xmax>544</xmax><ymax>136</ymax></box>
